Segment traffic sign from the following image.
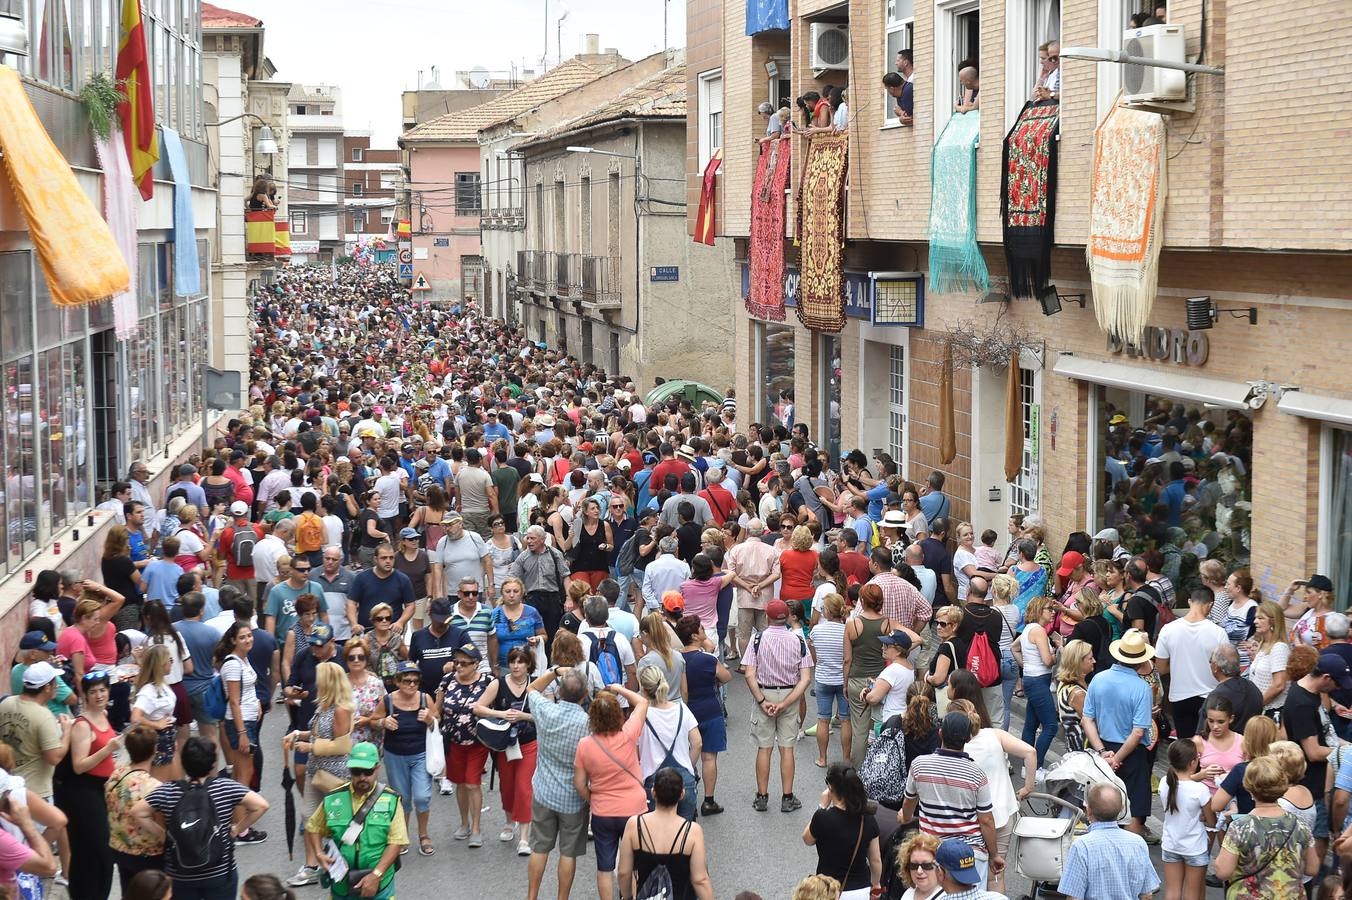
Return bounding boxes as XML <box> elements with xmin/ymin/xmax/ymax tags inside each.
<box><xmin>398</xmin><ymin>248</ymin><xmax>412</xmax><ymax>264</ymax></box>
<box><xmin>412</xmin><ymin>273</ymin><xmax>431</xmax><ymax>291</ymax></box>
<box><xmin>398</xmin><ymin>263</ymin><xmax>413</xmax><ymax>279</ymax></box>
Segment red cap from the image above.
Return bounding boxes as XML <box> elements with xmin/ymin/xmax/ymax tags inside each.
<box><xmin>767</xmin><ymin>599</ymin><xmax>790</xmax><ymax>620</ymax></box>
<box><xmin>1057</xmin><ymin>551</ymin><xmax>1086</xmax><ymax>579</ymax></box>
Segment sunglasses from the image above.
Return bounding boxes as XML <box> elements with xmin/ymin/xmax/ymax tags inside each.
<box><xmin>347</xmin><ymin>654</ymin><xmax>367</xmax><ymax>662</ymax></box>
<box><xmin>399</xmin><ymin>676</ymin><xmax>421</xmax><ymax>685</ymax></box>
<box><xmin>907</xmin><ymin>861</ymin><xmax>938</xmax><ymax>872</ymax></box>
<box><xmin>82</xmin><ymin>672</ymin><xmax>111</xmax><ymax>685</ymax></box>
<box><xmin>292</xmin><ymin>566</ymin><xmax>311</xmax><ymax>573</ymax></box>
<box><xmin>460</xmin><ymin>590</ymin><xmax>480</xmax><ymax>596</ymax></box>
<box><xmin>348</xmin><ymin>768</ymin><xmax>376</xmax><ymax>777</ymax></box>
<box><xmin>454</xmin><ymin>658</ymin><xmax>476</xmax><ymax>666</ymax></box>
<box><xmin>373</xmin><ymin>615</ymin><xmax>392</xmax><ymax>623</ymax></box>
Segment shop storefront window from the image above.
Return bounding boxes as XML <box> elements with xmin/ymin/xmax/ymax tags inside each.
<box><xmin>5</xmin><ymin>357</ymin><xmax>38</xmax><ymax>569</ymax></box>
<box><xmin>1327</xmin><ymin>428</ymin><xmax>1352</xmax><ymax>606</ymax></box>
<box><xmin>1096</xmin><ymin>387</ymin><xmax>1254</xmax><ymax>593</ymax></box>
<box><xmin>759</xmin><ymin>322</ymin><xmax>795</xmax><ymax>430</ymax></box>
<box><xmin>819</xmin><ymin>335</ymin><xmax>842</xmax><ymax>463</ymax></box>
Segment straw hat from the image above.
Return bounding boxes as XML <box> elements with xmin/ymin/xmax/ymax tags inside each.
<box><xmin>1109</xmin><ymin>628</ymin><xmax>1156</xmax><ymax>666</ymax></box>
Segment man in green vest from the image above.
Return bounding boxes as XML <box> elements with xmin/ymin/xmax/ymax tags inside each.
<box><xmin>304</xmin><ymin>742</ymin><xmax>407</xmax><ymax>898</ymax></box>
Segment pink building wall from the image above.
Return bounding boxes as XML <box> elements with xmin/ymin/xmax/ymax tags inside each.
<box><xmin>406</xmin><ymin>142</ymin><xmax>482</xmax><ymax>300</ymax></box>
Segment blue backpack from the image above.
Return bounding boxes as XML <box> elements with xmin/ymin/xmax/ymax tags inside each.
<box><xmin>588</xmin><ymin>629</ymin><xmax>625</xmax><ymax>686</ymax></box>
<box><xmin>202</xmin><ymin>673</ymin><xmax>228</xmax><ymax>721</ymax></box>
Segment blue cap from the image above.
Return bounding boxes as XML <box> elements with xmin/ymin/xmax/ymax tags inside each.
<box><xmin>395</xmin><ymin>660</ymin><xmax>420</xmax><ymax>676</ymax></box>
<box><xmin>307</xmin><ymin>623</ymin><xmax>335</xmax><ymax>646</ymax></box>
<box><xmin>879</xmin><ymin>632</ymin><xmax>913</xmax><ymax>650</ymax></box>
<box><xmin>19</xmin><ymin>631</ymin><xmax>56</xmax><ymax>652</ymax></box>
<box><xmin>935</xmin><ymin>838</ymin><xmax>981</xmax><ymax>885</ymax></box>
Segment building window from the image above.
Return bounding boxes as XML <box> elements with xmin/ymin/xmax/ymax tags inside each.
<box><xmin>883</xmin><ymin>0</ymin><xmax>915</xmax><ymax>125</ymax></box>
<box><xmin>1093</xmin><ymin>386</ymin><xmax>1253</xmax><ymax>577</ymax></box>
<box><xmin>1006</xmin><ymin>0</ymin><xmax>1061</xmax><ymax>129</ymax></box>
<box><xmin>557</xmin><ymin>312</ymin><xmax>568</xmax><ymax>353</ymax></box>
<box><xmin>888</xmin><ymin>345</ymin><xmax>907</xmax><ymax>465</ymax></box>
<box><xmin>756</xmin><ymin>322</ymin><xmax>796</xmax><ymax>430</ymax></box>
<box><xmin>1324</xmin><ymin>427</ymin><xmax>1352</xmax><ymax>608</ymax></box>
<box><xmin>352</xmin><ymin>182</ymin><xmax>363</xmax><ymax>196</ymax></box>
<box><xmin>380</xmin><ymin>172</ymin><xmax>399</xmax><ymax>190</ymax></box>
<box><xmin>934</xmin><ymin>0</ymin><xmax>980</xmax><ymax>134</ymax></box>
<box><xmin>455</xmin><ymin>172</ymin><xmax>481</xmax><ymax>214</ymax></box>
<box><xmin>380</xmin><ymin>209</ymin><xmax>394</xmax><ymax>224</ymax></box>
<box><xmin>290</xmin><ymin>211</ymin><xmax>307</xmax><ymax>233</ymax></box>
<box><xmin>351</xmin><ymin>147</ymin><xmax>363</xmax><ymax>161</ymax></box>
<box><xmin>295</xmin><ymin>104</ymin><xmax>307</xmax><ymax>115</ymax></box>
<box><xmin>582</xmin><ymin>319</ymin><xmax>594</xmax><ymax>365</ymax></box>
<box><xmin>1096</xmin><ymin>0</ymin><xmax>1135</xmax><ymax>119</ymax></box>
<box><xmin>768</xmin><ymin>58</ymin><xmax>792</xmax><ymax>110</ymax></box>
<box><xmin>609</xmin><ymin>331</ymin><xmax>620</xmax><ymax>375</ymax></box>
<box><xmin>697</xmin><ymin>69</ymin><xmax>723</xmax><ymax>170</ymax></box>
<box><xmin>607</xmin><ymin>173</ymin><xmax>621</xmax><ymax>259</ymax></box>
<box><xmin>579</xmin><ymin>176</ymin><xmax>592</xmax><ymax>255</ymax></box>
<box><xmin>288</xmin><ymin>138</ymin><xmax>307</xmax><ymax>167</ymax></box>
<box><xmin>352</xmin><ymin>212</ymin><xmax>365</xmax><ymax>231</ymax></box>
<box><xmin>1008</xmin><ymin>367</ymin><xmax>1040</xmax><ymax>518</ymax></box>
<box><xmin>317</xmin><ymin>138</ymin><xmax>337</xmax><ymax>167</ymax></box>
<box><xmin>554</xmin><ymin>179</ymin><xmax>566</xmax><ymax>252</ymax></box>
<box><xmin>819</xmin><ymin>335</ymin><xmax>842</xmax><ymax>463</ymax></box>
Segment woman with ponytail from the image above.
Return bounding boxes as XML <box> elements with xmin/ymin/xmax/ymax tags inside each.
<box><xmin>636</xmin><ymin>664</ymin><xmax>702</xmax><ymax>821</ymax></box>
<box><xmin>1159</xmin><ymin>740</ymin><xmax>1211</xmax><ymax>900</ymax></box>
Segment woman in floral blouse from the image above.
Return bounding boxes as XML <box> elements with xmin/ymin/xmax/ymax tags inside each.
<box><xmin>104</xmin><ymin>723</ymin><xmax>164</xmax><ymax>894</ymax></box>
<box><xmin>437</xmin><ymin>642</ymin><xmax>494</xmax><ymax>846</ymax></box>
<box><xmin>366</xmin><ymin>601</ymin><xmax>407</xmax><ymax>688</ymax></box>
<box><xmin>343</xmin><ymin>639</ymin><xmax>387</xmax><ymax>747</ymax></box>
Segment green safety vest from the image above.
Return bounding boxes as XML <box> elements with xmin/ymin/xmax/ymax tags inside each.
<box><xmin>321</xmin><ymin>784</ymin><xmax>400</xmax><ymax>897</ymax></box>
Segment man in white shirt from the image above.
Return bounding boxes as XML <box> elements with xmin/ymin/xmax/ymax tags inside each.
<box><xmin>1154</xmin><ymin>588</ymin><xmax>1228</xmax><ymax>741</ymax></box>
<box><xmin>1035</xmin><ymin>40</ymin><xmax>1061</xmax><ymax>102</ymax></box>
<box><xmin>251</xmin><ymin>519</ymin><xmax>293</xmax><ymax>599</ymax></box>
<box><xmin>97</xmin><ymin>481</ymin><xmax>132</xmax><ymax>524</ymax></box>
<box><xmin>904</xmin><ymin>542</ymin><xmax>937</xmax><ymax>604</ymax></box>
<box><xmin>640</xmin><ymin>537</ymin><xmax>691</xmax><ymax>612</ymax></box>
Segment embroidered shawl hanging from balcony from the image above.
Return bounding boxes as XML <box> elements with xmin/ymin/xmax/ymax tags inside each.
<box><xmin>746</xmin><ymin>140</ymin><xmax>791</xmax><ymax>321</ymax></box>
<box><xmin>928</xmin><ymin>111</ymin><xmax>988</xmax><ymax>296</ymax></box>
<box><xmin>1001</xmin><ymin>99</ymin><xmax>1060</xmax><ymax>300</ymax></box>
<box><xmin>1087</xmin><ymin>103</ymin><xmax>1167</xmax><ymax>345</ymax></box>
<box><xmin>0</xmin><ymin>65</ymin><xmax>129</xmax><ymax>307</ymax></box>
<box><xmin>694</xmin><ymin>149</ymin><xmax>722</xmax><ymax>246</ymax></box>
<box><xmin>796</xmin><ymin>132</ymin><xmax>849</xmax><ymax>333</ymax></box>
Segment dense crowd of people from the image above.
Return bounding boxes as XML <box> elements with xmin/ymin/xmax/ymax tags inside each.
<box><xmin>2</xmin><ymin>261</ymin><xmax>1348</xmax><ymax>900</ymax></box>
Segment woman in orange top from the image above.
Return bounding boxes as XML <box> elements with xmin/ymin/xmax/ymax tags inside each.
<box><xmin>574</xmin><ymin>684</ymin><xmax>650</xmax><ymax>900</ymax></box>
<box><xmin>778</xmin><ymin>525</ymin><xmax>820</xmax><ymax>610</ymax></box>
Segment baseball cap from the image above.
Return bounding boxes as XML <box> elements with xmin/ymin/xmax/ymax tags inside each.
<box><xmin>766</xmin><ymin>599</ymin><xmax>790</xmax><ymax>620</ymax></box>
<box><xmin>178</xmin><ymin>463</ymin><xmax>197</xmax><ymax>477</ymax></box>
<box><xmin>527</xmin><ymin>473</ymin><xmax>545</xmax><ymax>485</ymax></box>
<box><xmin>935</xmin><ymin>838</ymin><xmax>981</xmax><ymax>885</ymax></box>
<box><xmin>879</xmin><ymin>632</ymin><xmax>913</xmax><ymax>651</ymax></box>
<box><xmin>454</xmin><ymin>642</ymin><xmax>482</xmax><ymax>662</ymax></box>
<box><xmin>1056</xmin><ymin>551</ymin><xmax>1086</xmax><ymax>578</ymax></box>
<box><xmin>19</xmin><ymin>631</ymin><xmax>56</xmax><ymax>652</ymax></box>
<box><xmin>617</xmin><ymin>459</ymin><xmax>632</xmax><ymax>470</ymax></box>
<box><xmin>661</xmin><ymin>591</ymin><xmax>685</xmax><ymax>614</ymax></box>
<box><xmin>1108</xmin><ymin>414</ymin><xmax>1129</xmax><ymax>425</ymax></box>
<box><xmin>1318</xmin><ymin>653</ymin><xmax>1352</xmax><ymax>690</ymax></box>
<box><xmin>428</xmin><ymin>598</ymin><xmax>454</xmax><ymax>622</ymax></box>
<box><xmin>445</xmin><ymin>511</ymin><xmax>464</xmax><ymax>522</ymax></box>
<box><xmin>940</xmin><ymin>711</ymin><xmax>974</xmax><ymax>744</ymax></box>
<box><xmin>415</xmin><ymin>457</ymin><xmax>430</xmax><ymax>469</ymax></box>
<box><xmin>307</xmin><ymin>623</ymin><xmax>335</xmax><ymax>647</ymax></box>
<box><xmin>399</xmin><ymin>527</ymin><xmax>420</xmax><ymax>540</ymax></box>
<box><xmin>401</xmin><ymin>443</ymin><xmax>415</xmax><ymax>453</ymax></box>
<box><xmin>1093</xmin><ymin>527</ymin><xmax>1120</xmax><ymax>543</ymax></box>
<box><xmin>1308</xmin><ymin>574</ymin><xmax>1335</xmax><ymax>593</ymax></box>
<box><xmin>394</xmin><ymin>661</ymin><xmax>420</xmax><ymax>677</ymax></box>
<box><xmin>230</xmin><ymin>500</ymin><xmax>250</xmax><ymax>517</ymax></box>
<box><xmin>347</xmin><ymin>741</ymin><xmax>381</xmax><ymax>771</ymax></box>
<box><xmin>21</xmin><ymin>661</ymin><xmax>59</xmax><ymax>688</ymax></box>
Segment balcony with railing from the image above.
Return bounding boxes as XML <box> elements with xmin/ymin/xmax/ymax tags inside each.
<box><xmin>481</xmin><ymin>206</ymin><xmax>526</xmax><ymax>230</ymax></box>
<box><xmin>556</xmin><ymin>252</ymin><xmax>580</xmax><ymax>300</ymax></box>
<box><xmin>516</xmin><ymin>250</ymin><xmax>531</xmax><ymax>289</ymax></box>
<box><xmin>579</xmin><ymin>255</ymin><xmax>622</xmax><ymax>308</ymax></box>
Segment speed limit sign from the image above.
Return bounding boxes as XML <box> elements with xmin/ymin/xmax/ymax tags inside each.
<box><xmin>398</xmin><ymin>248</ymin><xmax>413</xmax><ymax>264</ymax></box>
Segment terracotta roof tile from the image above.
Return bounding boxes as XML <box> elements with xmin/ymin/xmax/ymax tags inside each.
<box><xmin>201</xmin><ymin>2</ymin><xmax>262</xmax><ymax>28</ymax></box>
<box><xmin>518</xmin><ymin>63</ymin><xmax>686</xmax><ymax>149</ymax></box>
<box><xmin>401</xmin><ymin>58</ymin><xmax>625</xmax><ymax>143</ymax></box>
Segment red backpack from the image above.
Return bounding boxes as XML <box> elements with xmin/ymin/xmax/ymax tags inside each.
<box><xmin>966</xmin><ymin>631</ymin><xmax>1001</xmax><ymax>687</ymax></box>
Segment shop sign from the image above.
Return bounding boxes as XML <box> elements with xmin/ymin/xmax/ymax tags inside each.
<box><xmin>291</xmin><ymin>240</ymin><xmax>320</xmax><ymax>254</ymax></box>
<box><xmin>1107</xmin><ymin>326</ymin><xmax>1209</xmax><ymax>366</ymax></box>
<box><xmin>738</xmin><ymin>263</ymin><xmax>873</xmax><ymax>320</ymax></box>
<box><xmin>1030</xmin><ymin>404</ymin><xmax>1040</xmax><ymax>459</ymax></box>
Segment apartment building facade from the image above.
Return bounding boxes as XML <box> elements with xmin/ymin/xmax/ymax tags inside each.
<box><xmin>286</xmin><ymin>83</ymin><xmax>344</xmax><ymax>263</ymax></box>
<box><xmin>515</xmin><ymin>55</ymin><xmax>735</xmax><ymax>391</ymax></box>
<box><xmin>400</xmin><ymin>52</ymin><xmax>630</xmax><ymax>304</ymax></box>
<box><xmin>692</xmin><ymin>0</ymin><xmax>1352</xmax><ymax>599</ymax></box>
<box><xmin>343</xmin><ymin>133</ymin><xmax>402</xmax><ymax>244</ymax></box>
<box><xmin>0</xmin><ymin>0</ymin><xmax>223</xmax><ymax>646</ymax></box>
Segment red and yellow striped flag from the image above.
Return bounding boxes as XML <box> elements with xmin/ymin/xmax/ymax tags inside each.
<box><xmin>245</xmin><ymin>209</ymin><xmax>276</xmax><ymax>256</ymax></box>
<box><xmin>115</xmin><ymin>0</ymin><xmax>158</xmax><ymax>200</ymax></box>
<box><xmin>274</xmin><ymin>215</ymin><xmax>291</xmax><ymax>258</ymax></box>
<box><xmin>397</xmin><ymin>219</ymin><xmax>412</xmax><ymax>239</ymax></box>
<box><xmin>694</xmin><ymin>148</ymin><xmax>722</xmax><ymax>245</ymax></box>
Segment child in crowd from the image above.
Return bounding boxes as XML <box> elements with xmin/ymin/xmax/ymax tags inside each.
<box><xmin>975</xmin><ymin>529</ymin><xmax>1003</xmax><ymax>572</ymax></box>
<box><xmin>1160</xmin><ymin>740</ymin><xmax>1213</xmax><ymax>900</ymax></box>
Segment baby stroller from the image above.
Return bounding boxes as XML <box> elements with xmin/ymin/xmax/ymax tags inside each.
<box><xmin>1008</xmin><ymin>750</ymin><xmax>1130</xmax><ymax>900</ymax></box>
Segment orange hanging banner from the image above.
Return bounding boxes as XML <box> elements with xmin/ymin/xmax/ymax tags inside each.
<box><xmin>694</xmin><ymin>148</ymin><xmax>722</xmax><ymax>245</ymax></box>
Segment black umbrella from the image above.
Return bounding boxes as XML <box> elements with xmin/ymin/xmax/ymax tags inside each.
<box><xmin>280</xmin><ymin>746</ymin><xmax>297</xmax><ymax>861</ymax></box>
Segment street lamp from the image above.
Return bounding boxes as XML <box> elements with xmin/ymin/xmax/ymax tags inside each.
<box><xmin>207</xmin><ymin>113</ymin><xmax>279</xmax><ymax>156</ymax></box>
<box><xmin>0</xmin><ymin>0</ymin><xmax>29</xmax><ymax>57</ymax></box>
<box><xmin>566</xmin><ymin>146</ymin><xmax>638</xmax><ymax>160</ymax></box>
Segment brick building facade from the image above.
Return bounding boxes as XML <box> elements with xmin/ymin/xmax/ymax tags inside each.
<box><xmin>342</xmin><ymin>133</ymin><xmax>402</xmax><ymax>243</ymax></box>
<box><xmin>688</xmin><ymin>0</ymin><xmax>1352</xmax><ymax>601</ymax></box>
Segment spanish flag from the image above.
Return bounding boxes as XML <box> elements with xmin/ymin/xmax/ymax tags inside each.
<box><xmin>693</xmin><ymin>148</ymin><xmax>722</xmax><ymax>245</ymax></box>
<box><xmin>115</xmin><ymin>0</ymin><xmax>158</xmax><ymax>200</ymax></box>
<box><xmin>274</xmin><ymin>215</ymin><xmax>291</xmax><ymax>259</ymax></box>
<box><xmin>397</xmin><ymin>219</ymin><xmax>412</xmax><ymax>239</ymax></box>
<box><xmin>245</xmin><ymin>209</ymin><xmax>276</xmax><ymax>256</ymax></box>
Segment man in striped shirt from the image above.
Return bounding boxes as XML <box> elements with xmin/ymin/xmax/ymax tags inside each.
<box><xmin>901</xmin><ymin>712</ymin><xmax>1003</xmax><ymax>886</ymax></box>
<box><xmin>742</xmin><ymin>599</ymin><xmax>813</xmax><ymax>813</ymax></box>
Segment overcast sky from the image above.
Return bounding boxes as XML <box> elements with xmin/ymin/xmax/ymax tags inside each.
<box><xmin>251</xmin><ymin>0</ymin><xmax>686</xmax><ymax>146</ymax></box>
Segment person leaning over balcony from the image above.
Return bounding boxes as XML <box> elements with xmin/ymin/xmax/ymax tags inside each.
<box><xmin>249</xmin><ymin>177</ymin><xmax>276</xmax><ymax>211</ymax></box>
<box><xmin>758</xmin><ymin>101</ymin><xmax>783</xmax><ymax>145</ymax></box>
<box><xmin>955</xmin><ymin>64</ymin><xmax>981</xmax><ymax>113</ymax></box>
<box><xmin>1035</xmin><ymin>41</ymin><xmax>1061</xmax><ymax>102</ymax></box>
<box><xmin>883</xmin><ymin>72</ymin><xmax>913</xmax><ymax>127</ymax></box>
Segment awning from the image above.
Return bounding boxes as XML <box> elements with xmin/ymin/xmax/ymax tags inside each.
<box><xmin>0</xmin><ymin>66</ymin><xmax>129</xmax><ymax>306</ymax></box>
<box><xmin>1051</xmin><ymin>355</ymin><xmax>1253</xmax><ymax>409</ymax></box>
<box><xmin>1278</xmin><ymin>391</ymin><xmax>1352</xmax><ymax>428</ymax></box>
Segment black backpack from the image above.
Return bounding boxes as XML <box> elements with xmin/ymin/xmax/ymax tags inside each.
<box><xmin>167</xmin><ymin>778</ymin><xmax>227</xmax><ymax>873</ymax></box>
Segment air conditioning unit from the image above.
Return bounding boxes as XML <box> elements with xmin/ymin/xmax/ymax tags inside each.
<box><xmin>1122</xmin><ymin>23</ymin><xmax>1187</xmax><ymax>103</ymax></box>
<box><xmin>810</xmin><ymin>23</ymin><xmax>850</xmax><ymax>71</ymax></box>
